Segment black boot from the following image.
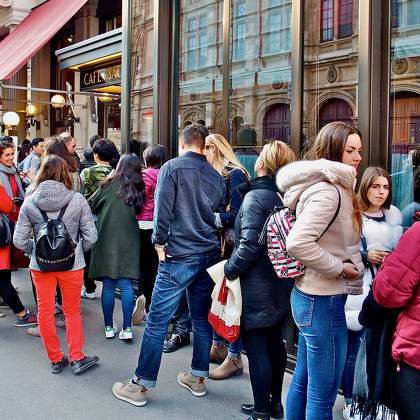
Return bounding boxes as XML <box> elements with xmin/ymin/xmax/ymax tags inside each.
<box><xmin>241</xmin><ymin>401</ymin><xmax>284</xmax><ymax>419</ymax></box>
<box><xmin>247</xmin><ymin>410</ymin><xmax>270</xmax><ymax>420</ymax></box>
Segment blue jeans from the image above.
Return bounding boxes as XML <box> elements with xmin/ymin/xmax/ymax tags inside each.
<box><xmin>101</xmin><ymin>277</ymin><xmax>134</xmax><ymax>329</ymax></box>
<box><xmin>213</xmin><ymin>331</ymin><xmax>242</xmax><ymax>358</ymax></box>
<box><xmin>134</xmin><ymin>253</ymin><xmax>220</xmax><ymax>387</ymax></box>
<box><xmin>341</xmin><ymin>329</ymin><xmax>363</xmax><ymax>402</ymax></box>
<box><xmin>286</xmin><ymin>287</ymin><xmax>348</xmax><ymax>420</ymax></box>
<box><xmin>172</xmin><ymin>292</ymin><xmax>192</xmax><ymax>337</ymax></box>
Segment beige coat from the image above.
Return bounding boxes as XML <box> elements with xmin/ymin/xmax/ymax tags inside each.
<box><xmin>276</xmin><ymin>159</ymin><xmax>363</xmax><ymax>296</ymax></box>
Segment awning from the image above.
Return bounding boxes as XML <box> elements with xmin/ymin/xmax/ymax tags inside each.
<box><xmin>0</xmin><ymin>0</ymin><xmax>88</xmax><ymax>80</ymax></box>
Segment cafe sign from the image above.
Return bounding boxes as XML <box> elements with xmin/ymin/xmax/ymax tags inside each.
<box><xmin>80</xmin><ymin>63</ymin><xmax>121</xmax><ymax>91</ymax></box>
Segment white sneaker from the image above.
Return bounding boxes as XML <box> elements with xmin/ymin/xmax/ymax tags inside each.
<box><xmin>105</xmin><ymin>322</ymin><xmax>118</xmax><ymax>339</ymax></box>
<box><xmin>119</xmin><ymin>327</ymin><xmax>133</xmax><ymax>340</ymax></box>
<box><xmin>0</xmin><ymin>311</ymin><xmax>5</xmax><ymax>318</ymax></box>
<box><xmin>81</xmin><ymin>290</ymin><xmax>96</xmax><ymax>300</ymax></box>
<box><xmin>343</xmin><ymin>403</ymin><xmax>362</xmax><ymax>420</ymax></box>
<box><xmin>132</xmin><ymin>295</ymin><xmax>146</xmax><ymax>325</ymax></box>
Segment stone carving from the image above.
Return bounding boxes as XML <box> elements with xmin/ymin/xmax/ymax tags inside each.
<box><xmin>327</xmin><ymin>65</ymin><xmax>338</xmax><ymax>83</ymax></box>
<box><xmin>392</xmin><ymin>58</ymin><xmax>409</xmax><ymax>75</ymax></box>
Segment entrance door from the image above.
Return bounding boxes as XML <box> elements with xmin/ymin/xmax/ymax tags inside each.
<box><xmin>263</xmin><ymin>104</ymin><xmax>291</xmax><ymax>143</ymax></box>
<box><xmin>319</xmin><ymin>98</ymin><xmax>353</xmax><ymax>128</ymax></box>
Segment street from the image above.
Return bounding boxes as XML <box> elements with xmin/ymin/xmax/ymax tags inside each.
<box><xmin>0</xmin><ymin>269</ymin><xmax>344</xmax><ymax>420</ymax></box>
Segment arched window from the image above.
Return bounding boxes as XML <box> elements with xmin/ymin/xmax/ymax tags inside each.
<box><xmin>263</xmin><ymin>104</ymin><xmax>291</xmax><ymax>143</ymax></box>
<box><xmin>231</xmin><ymin>116</ymin><xmax>244</xmax><ymax>145</ymax></box>
<box><xmin>319</xmin><ymin>98</ymin><xmax>353</xmax><ymax>128</ymax></box>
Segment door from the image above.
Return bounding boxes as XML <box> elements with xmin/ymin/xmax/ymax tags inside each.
<box><xmin>263</xmin><ymin>104</ymin><xmax>291</xmax><ymax>143</ymax></box>
<box><xmin>319</xmin><ymin>98</ymin><xmax>353</xmax><ymax>128</ymax></box>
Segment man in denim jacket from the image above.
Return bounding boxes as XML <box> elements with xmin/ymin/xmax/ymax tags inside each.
<box><xmin>113</xmin><ymin>124</ymin><xmax>225</xmax><ymax>406</ymax></box>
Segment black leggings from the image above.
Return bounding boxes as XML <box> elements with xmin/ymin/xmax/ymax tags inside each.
<box><xmin>83</xmin><ymin>249</ymin><xmax>96</xmax><ymax>294</ymax></box>
<box><xmin>394</xmin><ymin>363</ymin><xmax>420</xmax><ymax>420</ymax></box>
<box><xmin>241</xmin><ymin>322</ymin><xmax>287</xmax><ymax>413</ymax></box>
<box><xmin>0</xmin><ymin>269</ymin><xmax>25</xmax><ymax>314</ymax></box>
<box><xmin>137</xmin><ymin>229</ymin><xmax>158</xmax><ymax>310</ymax></box>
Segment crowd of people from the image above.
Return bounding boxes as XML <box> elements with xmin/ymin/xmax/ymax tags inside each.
<box><xmin>0</xmin><ymin>121</ymin><xmax>419</xmax><ymax>420</ymax></box>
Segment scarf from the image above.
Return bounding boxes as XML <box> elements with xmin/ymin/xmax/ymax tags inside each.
<box><xmin>0</xmin><ymin>162</ymin><xmax>25</xmax><ymax>200</ymax></box>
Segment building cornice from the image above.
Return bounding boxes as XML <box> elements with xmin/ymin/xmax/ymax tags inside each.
<box><xmin>0</xmin><ymin>5</ymin><xmax>31</xmax><ymax>30</ymax></box>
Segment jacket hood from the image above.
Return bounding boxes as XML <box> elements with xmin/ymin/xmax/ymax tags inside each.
<box><xmin>32</xmin><ymin>180</ymin><xmax>76</xmax><ymax>212</ymax></box>
<box><xmin>276</xmin><ymin>159</ymin><xmax>356</xmax><ymax>208</ymax></box>
<box><xmin>238</xmin><ymin>176</ymin><xmax>277</xmax><ymax>198</ymax></box>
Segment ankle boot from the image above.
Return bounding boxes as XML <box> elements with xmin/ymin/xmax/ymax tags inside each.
<box><xmin>241</xmin><ymin>401</ymin><xmax>284</xmax><ymax>419</ymax></box>
<box><xmin>248</xmin><ymin>410</ymin><xmax>270</xmax><ymax>420</ymax></box>
<box><xmin>209</xmin><ymin>356</ymin><xmax>243</xmax><ymax>380</ymax></box>
<box><xmin>209</xmin><ymin>344</ymin><xmax>228</xmax><ymax>364</ymax></box>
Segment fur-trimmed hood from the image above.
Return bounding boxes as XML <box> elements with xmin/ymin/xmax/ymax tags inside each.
<box><xmin>276</xmin><ymin>159</ymin><xmax>356</xmax><ymax>210</ymax></box>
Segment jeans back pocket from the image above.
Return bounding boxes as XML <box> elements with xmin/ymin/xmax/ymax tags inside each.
<box><xmin>291</xmin><ymin>288</ymin><xmax>315</xmax><ymax>327</ymax></box>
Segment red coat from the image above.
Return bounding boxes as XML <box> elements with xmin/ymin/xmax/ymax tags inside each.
<box><xmin>0</xmin><ymin>184</ymin><xmax>13</xmax><ymax>269</ymax></box>
<box><xmin>373</xmin><ymin>222</ymin><xmax>420</xmax><ymax>371</ymax></box>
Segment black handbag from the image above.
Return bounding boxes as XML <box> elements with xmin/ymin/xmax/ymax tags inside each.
<box><xmin>0</xmin><ymin>213</ymin><xmax>12</xmax><ymax>247</ymax></box>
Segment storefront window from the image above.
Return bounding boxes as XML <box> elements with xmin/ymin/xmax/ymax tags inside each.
<box><xmin>389</xmin><ymin>0</ymin><xmax>420</xmax><ymax>228</ymax></box>
<box><xmin>230</xmin><ymin>0</ymin><xmax>292</xmax><ymax>178</ymax></box>
<box><xmin>178</xmin><ymin>0</ymin><xmax>223</xmax><ymax>133</ymax></box>
<box><xmin>303</xmin><ymin>0</ymin><xmax>358</xmax><ymax>146</ymax></box>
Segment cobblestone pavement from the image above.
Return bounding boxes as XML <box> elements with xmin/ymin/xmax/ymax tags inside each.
<box><xmin>0</xmin><ymin>269</ymin><xmax>344</xmax><ymax>419</ymax></box>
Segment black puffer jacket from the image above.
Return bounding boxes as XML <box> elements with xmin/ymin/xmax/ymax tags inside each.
<box><xmin>224</xmin><ymin>176</ymin><xmax>293</xmax><ymax>330</ymax></box>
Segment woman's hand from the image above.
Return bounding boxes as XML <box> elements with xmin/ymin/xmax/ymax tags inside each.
<box><xmin>367</xmin><ymin>250</ymin><xmax>389</xmax><ymax>266</ymax></box>
<box><xmin>342</xmin><ymin>262</ymin><xmax>360</xmax><ymax>280</ymax></box>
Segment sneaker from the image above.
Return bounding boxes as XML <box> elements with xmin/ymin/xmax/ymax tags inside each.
<box><xmin>51</xmin><ymin>355</ymin><xmax>69</xmax><ymax>374</ymax></box>
<box><xmin>342</xmin><ymin>403</ymin><xmax>362</xmax><ymax>420</ymax></box>
<box><xmin>105</xmin><ymin>323</ymin><xmax>118</xmax><ymax>339</ymax></box>
<box><xmin>177</xmin><ymin>372</ymin><xmax>206</xmax><ymax>397</ymax></box>
<box><xmin>119</xmin><ymin>327</ymin><xmax>133</xmax><ymax>340</ymax></box>
<box><xmin>55</xmin><ymin>317</ymin><xmax>66</xmax><ymax>329</ymax></box>
<box><xmin>163</xmin><ymin>333</ymin><xmax>190</xmax><ymax>353</ymax></box>
<box><xmin>26</xmin><ymin>326</ymin><xmax>41</xmax><ymax>337</ymax></box>
<box><xmin>81</xmin><ymin>290</ymin><xmax>96</xmax><ymax>300</ymax></box>
<box><xmin>132</xmin><ymin>295</ymin><xmax>146</xmax><ymax>325</ymax></box>
<box><xmin>112</xmin><ymin>379</ymin><xmax>147</xmax><ymax>407</ymax></box>
<box><xmin>0</xmin><ymin>311</ymin><xmax>5</xmax><ymax>318</ymax></box>
<box><xmin>14</xmin><ymin>311</ymin><xmax>37</xmax><ymax>327</ymax></box>
<box><xmin>71</xmin><ymin>355</ymin><xmax>99</xmax><ymax>375</ymax></box>
<box><xmin>0</xmin><ymin>297</ymin><xmax>7</xmax><ymax>307</ymax></box>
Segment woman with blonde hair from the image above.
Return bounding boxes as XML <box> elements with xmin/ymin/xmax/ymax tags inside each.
<box><xmin>277</xmin><ymin>121</ymin><xmax>365</xmax><ymax>420</ymax></box>
<box><xmin>202</xmin><ymin>134</ymin><xmax>249</xmax><ymax>379</ymax></box>
<box><xmin>223</xmin><ymin>141</ymin><xmax>296</xmax><ymax>420</ymax></box>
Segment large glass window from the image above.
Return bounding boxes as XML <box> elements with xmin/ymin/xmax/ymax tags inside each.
<box><xmin>229</xmin><ymin>0</ymin><xmax>292</xmax><ymax>178</ymax></box>
<box><xmin>389</xmin><ymin>0</ymin><xmax>420</xmax><ymax>228</ymax></box>
<box><xmin>178</xmin><ymin>1</ymin><xmax>223</xmax><ymax>133</ymax></box>
<box><xmin>303</xmin><ymin>0</ymin><xmax>358</xmax><ymax>146</ymax></box>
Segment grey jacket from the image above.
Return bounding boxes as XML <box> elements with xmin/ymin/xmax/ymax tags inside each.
<box><xmin>13</xmin><ymin>180</ymin><xmax>97</xmax><ymax>271</ymax></box>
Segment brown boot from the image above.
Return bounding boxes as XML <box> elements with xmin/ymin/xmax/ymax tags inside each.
<box><xmin>209</xmin><ymin>344</ymin><xmax>228</xmax><ymax>364</ymax></box>
<box><xmin>209</xmin><ymin>356</ymin><xmax>243</xmax><ymax>380</ymax></box>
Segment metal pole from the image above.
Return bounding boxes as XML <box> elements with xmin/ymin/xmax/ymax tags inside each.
<box><xmin>222</xmin><ymin>0</ymin><xmax>231</xmax><ymax>140</ymax></box>
<box><xmin>120</xmin><ymin>0</ymin><xmax>132</xmax><ymax>153</ymax></box>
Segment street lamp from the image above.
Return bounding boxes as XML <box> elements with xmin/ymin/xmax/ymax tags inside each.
<box><xmin>3</xmin><ymin>111</ymin><xmax>20</xmax><ymax>127</ymax></box>
<box><xmin>51</xmin><ymin>94</ymin><xmax>66</xmax><ymax>109</ymax></box>
<box><xmin>26</xmin><ymin>104</ymin><xmax>38</xmax><ymax>126</ymax></box>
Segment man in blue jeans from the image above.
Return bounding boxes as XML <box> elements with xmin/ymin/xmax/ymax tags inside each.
<box><xmin>112</xmin><ymin>123</ymin><xmax>225</xmax><ymax>407</ymax></box>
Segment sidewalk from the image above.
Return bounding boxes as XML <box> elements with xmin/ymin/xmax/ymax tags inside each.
<box><xmin>0</xmin><ymin>269</ymin><xmax>344</xmax><ymax>420</ymax></box>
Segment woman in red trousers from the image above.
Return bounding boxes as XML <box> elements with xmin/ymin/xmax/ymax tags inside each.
<box><xmin>14</xmin><ymin>154</ymin><xmax>99</xmax><ymax>375</ymax></box>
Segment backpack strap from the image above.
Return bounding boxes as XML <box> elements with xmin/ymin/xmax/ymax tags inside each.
<box><xmin>318</xmin><ymin>184</ymin><xmax>341</xmax><ymax>241</ymax></box>
<box><xmin>58</xmin><ymin>203</ymin><xmax>70</xmax><ymax>220</ymax></box>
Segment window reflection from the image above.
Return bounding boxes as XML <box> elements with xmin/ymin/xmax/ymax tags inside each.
<box><xmin>390</xmin><ymin>0</ymin><xmax>420</xmax><ymax>228</ymax></box>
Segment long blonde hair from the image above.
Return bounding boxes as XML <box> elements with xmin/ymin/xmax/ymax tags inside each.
<box><xmin>205</xmin><ymin>134</ymin><xmax>249</xmax><ymax>178</ymax></box>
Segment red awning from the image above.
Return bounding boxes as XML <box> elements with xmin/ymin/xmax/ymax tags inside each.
<box><xmin>0</xmin><ymin>0</ymin><xmax>87</xmax><ymax>80</ymax></box>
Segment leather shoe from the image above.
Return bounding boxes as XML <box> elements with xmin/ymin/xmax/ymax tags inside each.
<box><xmin>71</xmin><ymin>355</ymin><xmax>99</xmax><ymax>375</ymax></box>
<box><xmin>241</xmin><ymin>401</ymin><xmax>284</xmax><ymax>419</ymax></box>
<box><xmin>163</xmin><ymin>333</ymin><xmax>190</xmax><ymax>353</ymax></box>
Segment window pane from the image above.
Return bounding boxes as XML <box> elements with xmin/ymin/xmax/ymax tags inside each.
<box><xmin>178</xmin><ymin>1</ymin><xmax>223</xmax><ymax>132</ymax></box>
<box><xmin>338</xmin><ymin>0</ymin><xmax>353</xmax><ymax>38</ymax></box>
<box><xmin>229</xmin><ymin>0</ymin><xmax>292</xmax><ymax>178</ymax></box>
<box><xmin>321</xmin><ymin>0</ymin><xmax>334</xmax><ymax>42</ymax></box>
<box><xmin>389</xmin><ymin>0</ymin><xmax>420</xmax><ymax>228</ymax></box>
<box><xmin>303</xmin><ymin>0</ymin><xmax>359</xmax><ymax>144</ymax></box>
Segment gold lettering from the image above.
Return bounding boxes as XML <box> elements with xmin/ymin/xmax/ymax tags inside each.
<box><xmin>83</xmin><ymin>73</ymin><xmax>90</xmax><ymax>86</ymax></box>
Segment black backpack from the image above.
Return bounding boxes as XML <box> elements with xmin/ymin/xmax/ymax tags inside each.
<box><xmin>35</xmin><ymin>203</ymin><xmax>77</xmax><ymax>272</ymax></box>
<box><xmin>0</xmin><ymin>214</ymin><xmax>12</xmax><ymax>247</ymax></box>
